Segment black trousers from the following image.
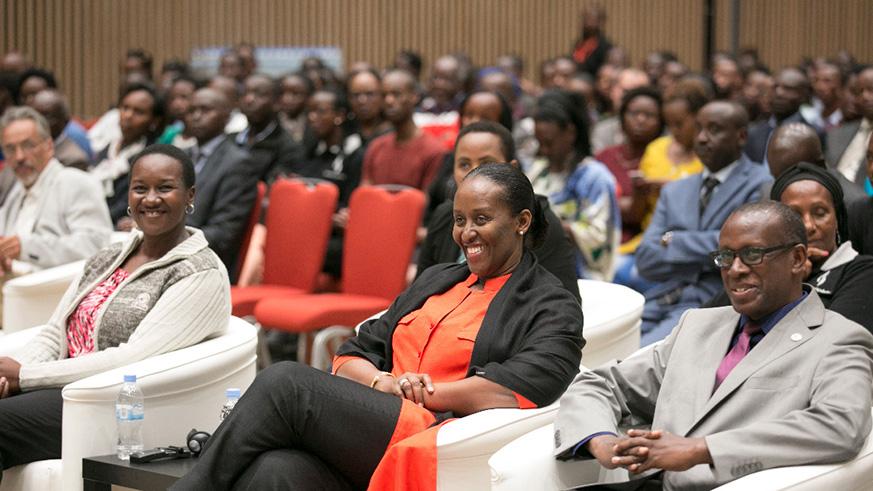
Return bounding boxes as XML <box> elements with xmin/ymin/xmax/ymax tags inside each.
<box><xmin>170</xmin><ymin>362</ymin><xmax>403</xmax><ymax>491</ymax></box>
<box><xmin>0</xmin><ymin>389</ymin><xmax>64</xmax><ymax>472</ymax></box>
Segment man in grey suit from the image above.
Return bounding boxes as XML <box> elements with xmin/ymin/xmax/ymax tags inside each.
<box><xmin>637</xmin><ymin>101</ymin><xmax>772</xmax><ymax>345</ymax></box>
<box><xmin>554</xmin><ymin>201</ymin><xmax>873</xmax><ymax>490</ymax></box>
<box><xmin>825</xmin><ymin>66</ymin><xmax>873</xmax><ymax>188</ymax></box>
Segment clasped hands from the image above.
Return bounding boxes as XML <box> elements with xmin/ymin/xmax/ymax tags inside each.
<box><xmin>372</xmin><ymin>371</ymin><xmax>434</xmax><ymax>407</ymax></box>
<box><xmin>587</xmin><ymin>429</ymin><xmax>712</xmax><ymax>474</ymax></box>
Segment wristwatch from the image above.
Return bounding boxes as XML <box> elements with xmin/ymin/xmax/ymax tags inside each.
<box><xmin>660</xmin><ymin>231</ymin><xmax>673</xmax><ymax>247</ymax></box>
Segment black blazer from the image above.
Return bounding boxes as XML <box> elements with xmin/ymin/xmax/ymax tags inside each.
<box><xmin>338</xmin><ymin>251</ymin><xmax>585</xmax><ymax>411</ymax></box>
<box><xmin>231</xmin><ymin>121</ymin><xmax>302</xmax><ymax>183</ymax></box>
<box><xmin>187</xmin><ymin>136</ymin><xmax>258</xmax><ymax>276</ymax></box>
<box><xmin>417</xmin><ymin>197</ymin><xmax>581</xmax><ymax>303</ymax></box>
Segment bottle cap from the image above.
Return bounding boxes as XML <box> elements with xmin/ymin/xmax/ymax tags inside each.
<box><xmin>124</xmin><ymin>374</ymin><xmax>137</xmax><ymax>383</ymax></box>
<box><xmin>226</xmin><ymin>388</ymin><xmax>241</xmax><ymax>398</ymax></box>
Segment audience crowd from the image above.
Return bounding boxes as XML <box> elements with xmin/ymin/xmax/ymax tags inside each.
<box><xmin>1</xmin><ymin>4</ymin><xmax>873</xmax><ymax>489</ymax></box>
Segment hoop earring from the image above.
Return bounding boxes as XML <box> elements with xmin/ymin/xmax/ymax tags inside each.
<box><xmin>127</xmin><ymin>206</ymin><xmax>133</xmax><ymax>216</ymax></box>
<box><xmin>186</xmin><ymin>203</ymin><xmax>195</xmax><ymax>215</ymax></box>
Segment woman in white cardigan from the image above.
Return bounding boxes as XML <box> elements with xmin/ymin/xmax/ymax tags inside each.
<box><xmin>0</xmin><ymin>144</ymin><xmax>230</xmax><ymax>473</ymax></box>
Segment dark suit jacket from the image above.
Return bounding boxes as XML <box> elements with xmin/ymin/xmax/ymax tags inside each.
<box><xmin>231</xmin><ymin>120</ymin><xmax>302</xmax><ymax>183</ymax></box>
<box><xmin>825</xmin><ymin>119</ymin><xmax>868</xmax><ymax>186</ymax></box>
<box><xmin>187</xmin><ymin>136</ymin><xmax>258</xmax><ymax>276</ymax></box>
<box><xmin>744</xmin><ymin>112</ymin><xmax>811</xmax><ymax>163</ymax></box>
<box><xmin>637</xmin><ymin>156</ymin><xmax>773</xmax><ymax>305</ymax></box>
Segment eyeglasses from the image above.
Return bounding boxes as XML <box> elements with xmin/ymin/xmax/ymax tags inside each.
<box><xmin>709</xmin><ymin>243</ymin><xmax>799</xmax><ymax>269</ymax></box>
<box><xmin>1</xmin><ymin>138</ymin><xmax>46</xmax><ymax>156</ymax></box>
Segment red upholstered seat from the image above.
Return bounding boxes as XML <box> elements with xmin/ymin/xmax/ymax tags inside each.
<box><xmin>231</xmin><ymin>178</ymin><xmax>338</xmax><ymax>317</ymax></box>
<box><xmin>230</xmin><ymin>284</ymin><xmax>306</xmax><ymax>318</ymax></box>
<box><xmin>254</xmin><ymin>294</ymin><xmax>392</xmax><ymax>331</ymax></box>
<box><xmin>254</xmin><ymin>185</ymin><xmax>425</xmax><ymax>339</ymax></box>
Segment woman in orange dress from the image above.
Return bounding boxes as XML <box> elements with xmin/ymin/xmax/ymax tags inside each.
<box><xmin>172</xmin><ymin>163</ymin><xmax>584</xmax><ymax>491</ymax></box>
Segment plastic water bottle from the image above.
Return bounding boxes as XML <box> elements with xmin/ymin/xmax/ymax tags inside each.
<box><xmin>116</xmin><ymin>374</ymin><xmax>144</xmax><ymax>460</ymax></box>
<box><xmin>220</xmin><ymin>388</ymin><xmax>241</xmax><ymax>421</ymax></box>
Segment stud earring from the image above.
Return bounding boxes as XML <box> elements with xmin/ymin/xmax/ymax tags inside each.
<box><xmin>185</xmin><ymin>203</ymin><xmax>195</xmax><ymax>215</ymax></box>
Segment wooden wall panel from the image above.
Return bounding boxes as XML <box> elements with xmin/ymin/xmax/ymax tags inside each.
<box><xmin>1</xmin><ymin>0</ymin><xmax>870</xmax><ymax>118</ymax></box>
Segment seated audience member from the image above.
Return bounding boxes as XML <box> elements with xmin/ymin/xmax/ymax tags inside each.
<box><xmin>171</xmin><ymin>163</ymin><xmax>584</xmax><ymax>490</ymax></box>
<box><xmin>90</xmin><ymin>82</ymin><xmax>166</xmax><ymax>227</ymax></box>
<box><xmin>826</xmin><ymin>66</ymin><xmax>873</xmax><ymax>188</ymax></box>
<box><xmin>208</xmin><ymin>75</ymin><xmax>248</xmax><ymax>134</ymax></box>
<box><xmin>184</xmin><ymin>88</ymin><xmax>258</xmax><ymax>276</ymax></box>
<box><xmin>555</xmin><ymin>201</ymin><xmax>873</xmax><ymax>490</ymax></box>
<box><xmin>415</xmin><ymin>55</ymin><xmax>466</xmax><ymax>150</ymax></box>
<box><xmin>657</xmin><ymin>60</ymin><xmax>690</xmax><ymax>98</ymax></box>
<box><xmin>28</xmin><ymin>89</ymin><xmax>90</xmax><ymax>170</ymax></box>
<box><xmin>15</xmin><ymin>67</ymin><xmax>57</xmax><ymax>106</ymax></box>
<box><xmin>217</xmin><ymin>50</ymin><xmax>246</xmax><ymax>85</ymax></box>
<box><xmin>596</xmin><ymin>86</ymin><xmax>665</xmax><ymax>248</ymax></box>
<box><xmin>847</xmin><ymin>136</ymin><xmax>873</xmax><ymax>254</ymax></box>
<box><xmin>631</xmin><ymin>79</ymin><xmax>710</xmax><ymax>250</ymax></box>
<box><xmin>0</xmin><ymin>144</ymin><xmax>231</xmax><ymax>474</ymax></box>
<box><xmin>745</xmin><ymin>67</ymin><xmax>819</xmax><ymax>164</ymax></box>
<box><xmin>234</xmin><ymin>74</ymin><xmax>300</xmax><ymax>181</ymax></box>
<box><xmin>549</xmin><ymin>57</ymin><xmax>579</xmax><ymax>91</ymax></box>
<box><xmin>418</xmin><ymin>121</ymin><xmax>580</xmax><ymax>302</ymax></box>
<box><xmin>159</xmin><ymin>75</ymin><xmax>200</xmax><ymax>148</ymax></box>
<box><xmin>347</xmin><ymin>68</ymin><xmax>391</xmax><ymax>144</ymax></box>
<box><xmin>711</xmin><ymin>55</ymin><xmax>743</xmax><ymax>101</ymax></box>
<box><xmin>121</xmin><ymin>48</ymin><xmax>153</xmax><ymax>80</ymax></box>
<box><xmin>740</xmin><ymin>67</ymin><xmax>774</xmax><ymax>123</ymax></box>
<box><xmin>392</xmin><ymin>49</ymin><xmax>423</xmax><ymax>81</ymax></box>
<box><xmin>766</xmin><ymin>122</ymin><xmax>866</xmax><ymax>203</ymax></box>
<box><xmin>234</xmin><ymin>42</ymin><xmax>257</xmax><ymax>81</ymax></box>
<box><xmin>426</xmin><ymin>90</ymin><xmax>514</xmax><ymax>222</ymax></box>
<box><xmin>277</xmin><ymin>72</ymin><xmax>314</xmax><ymax>144</ymax></box>
<box><xmin>590</xmin><ymin>68</ymin><xmax>649</xmax><ymax>154</ymax></box>
<box><xmin>0</xmin><ymin>107</ymin><xmax>111</xmax><ymax>275</ymax></box>
<box><xmin>637</xmin><ymin>101</ymin><xmax>772</xmax><ymax>345</ymax></box>
<box><xmin>0</xmin><ymin>50</ymin><xmax>30</xmax><ymax>75</ymax></box>
<box><xmin>805</xmin><ymin>61</ymin><xmax>845</xmax><ymax>131</ymax></box>
<box><xmin>87</xmin><ymin>72</ymin><xmax>151</xmax><ymax>154</ymax></box>
<box><xmin>840</xmin><ymin>70</ymin><xmax>862</xmax><ymax>124</ymax></box>
<box><xmin>526</xmin><ymin>90</ymin><xmax>620</xmax><ymax>281</ymax></box>
<box><xmin>361</xmin><ymin>69</ymin><xmax>446</xmax><ymax>190</ymax></box>
<box><xmin>157</xmin><ymin>58</ymin><xmax>191</xmax><ymax>92</ymax></box>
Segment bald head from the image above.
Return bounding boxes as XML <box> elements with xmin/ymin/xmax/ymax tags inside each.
<box><xmin>29</xmin><ymin>89</ymin><xmax>69</xmax><ymax>139</ymax></box>
<box><xmin>766</xmin><ymin>123</ymin><xmax>824</xmax><ymax>177</ymax></box>
<box><xmin>1</xmin><ymin>51</ymin><xmax>29</xmax><ymax>74</ymax></box>
<box><xmin>186</xmin><ymin>88</ymin><xmax>231</xmax><ymax>143</ymax></box>
<box><xmin>611</xmin><ymin>68</ymin><xmax>649</xmax><ymax>110</ymax></box>
<box><xmin>694</xmin><ymin>101</ymin><xmax>749</xmax><ymax>171</ymax></box>
<box><xmin>208</xmin><ymin>75</ymin><xmax>240</xmax><ymax>105</ymax></box>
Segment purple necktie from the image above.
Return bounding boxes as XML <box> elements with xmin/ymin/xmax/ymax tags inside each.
<box><xmin>714</xmin><ymin>322</ymin><xmax>761</xmax><ymax>390</ymax></box>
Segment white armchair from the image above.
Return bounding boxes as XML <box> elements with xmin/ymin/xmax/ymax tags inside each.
<box><xmin>2</xmin><ymin>232</ymin><xmax>132</xmax><ymax>334</ymax></box>
<box><xmin>578</xmin><ymin>280</ymin><xmax>644</xmax><ymax>368</ymax></box>
<box><xmin>2</xmin><ymin>260</ymin><xmax>85</xmax><ymax>334</ymax></box>
<box><xmin>0</xmin><ymin>316</ymin><xmax>258</xmax><ymax>491</ymax></box>
<box><xmin>489</xmin><ymin>410</ymin><xmax>873</xmax><ymax>491</ymax></box>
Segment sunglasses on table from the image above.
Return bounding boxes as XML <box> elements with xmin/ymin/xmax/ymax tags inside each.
<box><xmin>709</xmin><ymin>243</ymin><xmax>800</xmax><ymax>269</ymax></box>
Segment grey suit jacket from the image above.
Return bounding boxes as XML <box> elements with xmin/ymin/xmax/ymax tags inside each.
<box><xmin>554</xmin><ymin>291</ymin><xmax>873</xmax><ymax>490</ymax></box>
<box><xmin>636</xmin><ymin>156</ymin><xmax>772</xmax><ymax>304</ymax></box>
<box><xmin>825</xmin><ymin>119</ymin><xmax>867</xmax><ymax>186</ymax></box>
<box><xmin>0</xmin><ymin>159</ymin><xmax>111</xmax><ymax>268</ymax></box>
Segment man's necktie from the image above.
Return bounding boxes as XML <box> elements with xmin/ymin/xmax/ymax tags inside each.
<box><xmin>713</xmin><ymin>321</ymin><xmax>761</xmax><ymax>391</ymax></box>
<box><xmin>699</xmin><ymin>176</ymin><xmax>720</xmax><ymax>215</ymax></box>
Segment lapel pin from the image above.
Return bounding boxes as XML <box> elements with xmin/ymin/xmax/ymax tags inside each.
<box><xmin>790</xmin><ymin>333</ymin><xmax>803</xmax><ymax>342</ymax></box>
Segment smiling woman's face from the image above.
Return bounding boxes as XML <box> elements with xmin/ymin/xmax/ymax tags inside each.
<box><xmin>128</xmin><ymin>153</ymin><xmax>193</xmax><ymax>238</ymax></box>
<box><xmin>452</xmin><ymin>175</ymin><xmax>529</xmax><ymax>279</ymax></box>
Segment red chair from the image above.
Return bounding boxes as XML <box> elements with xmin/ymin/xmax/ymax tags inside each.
<box><xmin>230</xmin><ymin>178</ymin><xmax>339</xmax><ymax>317</ymax></box>
<box><xmin>253</xmin><ymin>185</ymin><xmax>426</xmax><ymax>367</ymax></box>
<box><xmin>233</xmin><ymin>181</ymin><xmax>267</xmax><ymax>283</ymax></box>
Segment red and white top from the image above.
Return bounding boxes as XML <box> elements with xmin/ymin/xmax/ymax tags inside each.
<box><xmin>66</xmin><ymin>267</ymin><xmax>129</xmax><ymax>358</ymax></box>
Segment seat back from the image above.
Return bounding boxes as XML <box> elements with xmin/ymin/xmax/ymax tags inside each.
<box><xmin>233</xmin><ymin>181</ymin><xmax>267</xmax><ymax>283</ymax></box>
<box><xmin>342</xmin><ymin>185</ymin><xmax>425</xmax><ymax>299</ymax></box>
<box><xmin>262</xmin><ymin>178</ymin><xmax>338</xmax><ymax>290</ymax></box>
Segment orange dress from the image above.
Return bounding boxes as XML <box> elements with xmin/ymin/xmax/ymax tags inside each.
<box><xmin>333</xmin><ymin>273</ymin><xmax>534</xmax><ymax>490</ymax></box>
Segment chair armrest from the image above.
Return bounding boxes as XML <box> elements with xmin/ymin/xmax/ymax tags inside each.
<box><xmin>437</xmin><ymin>404</ymin><xmax>559</xmax><ymax>458</ymax></box>
<box><xmin>59</xmin><ymin>317</ymin><xmax>258</xmax><ymax>491</ymax></box>
<box><xmin>2</xmin><ymin>260</ymin><xmax>84</xmax><ymax>333</ymax></box>
<box><xmin>0</xmin><ymin>326</ymin><xmax>42</xmax><ymax>356</ymax></box>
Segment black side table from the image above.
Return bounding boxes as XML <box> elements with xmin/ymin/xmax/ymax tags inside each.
<box><xmin>82</xmin><ymin>454</ymin><xmax>197</xmax><ymax>491</ymax></box>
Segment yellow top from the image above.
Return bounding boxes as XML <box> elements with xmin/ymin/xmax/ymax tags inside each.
<box><xmin>621</xmin><ymin>136</ymin><xmax>703</xmax><ymax>254</ymax></box>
